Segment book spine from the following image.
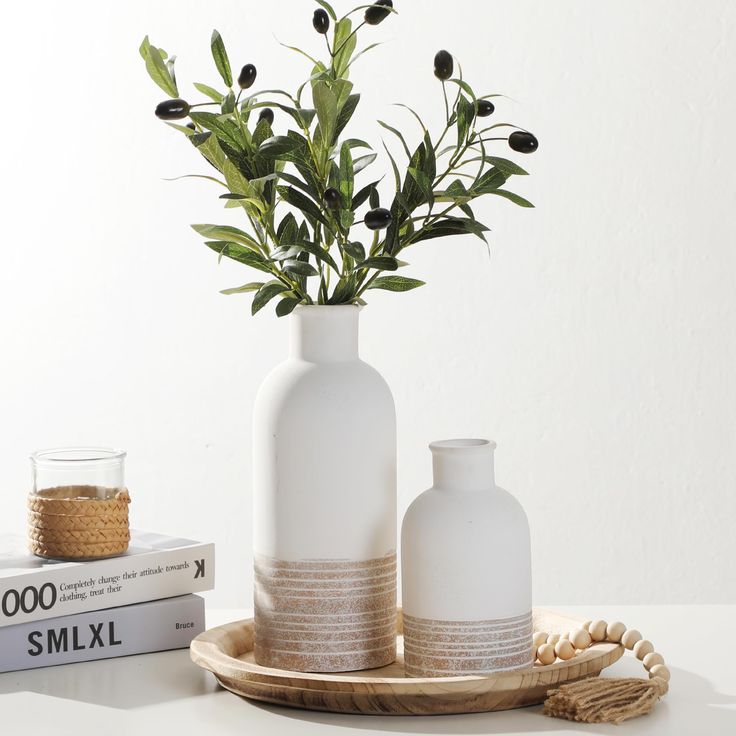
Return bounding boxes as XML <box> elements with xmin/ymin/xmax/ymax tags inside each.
<box><xmin>0</xmin><ymin>543</ymin><xmax>214</xmax><ymax>628</ymax></box>
<box><xmin>0</xmin><ymin>594</ymin><xmax>205</xmax><ymax>673</ymax></box>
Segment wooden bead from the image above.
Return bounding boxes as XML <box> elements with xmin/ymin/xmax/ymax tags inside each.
<box><xmin>621</xmin><ymin>629</ymin><xmax>642</xmax><ymax>650</ymax></box>
<box><xmin>634</xmin><ymin>639</ymin><xmax>654</xmax><ymax>660</ymax></box>
<box><xmin>606</xmin><ymin>621</ymin><xmax>626</xmax><ymax>643</ymax></box>
<box><xmin>589</xmin><ymin>619</ymin><xmax>608</xmax><ymax>641</ymax></box>
<box><xmin>537</xmin><ymin>643</ymin><xmax>556</xmax><ymax>665</ymax></box>
<box><xmin>532</xmin><ymin>631</ymin><xmax>548</xmax><ymax>648</ymax></box>
<box><xmin>649</xmin><ymin>664</ymin><xmax>671</xmax><ymax>682</ymax></box>
<box><xmin>546</xmin><ymin>633</ymin><xmax>560</xmax><ymax>646</ymax></box>
<box><xmin>570</xmin><ymin>628</ymin><xmax>592</xmax><ymax>650</ymax></box>
<box><xmin>554</xmin><ymin>639</ymin><xmax>575</xmax><ymax>661</ymax></box>
<box><xmin>643</xmin><ymin>652</ymin><xmax>665</xmax><ymax>671</ymax></box>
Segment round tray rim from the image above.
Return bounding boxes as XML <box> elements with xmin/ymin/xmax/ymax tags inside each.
<box><xmin>190</xmin><ymin>608</ymin><xmax>624</xmax><ymax>693</ymax></box>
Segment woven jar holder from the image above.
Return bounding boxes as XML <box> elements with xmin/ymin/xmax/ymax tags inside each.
<box><xmin>27</xmin><ymin>485</ymin><xmax>131</xmax><ymax>559</ymax></box>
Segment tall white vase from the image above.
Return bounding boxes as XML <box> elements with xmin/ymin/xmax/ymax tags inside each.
<box><xmin>253</xmin><ymin>305</ymin><xmax>397</xmax><ymax>672</ymax></box>
<box><xmin>401</xmin><ymin>439</ymin><xmax>532</xmax><ymax>677</ymax></box>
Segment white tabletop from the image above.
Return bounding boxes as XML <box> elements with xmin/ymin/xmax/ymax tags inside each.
<box><xmin>0</xmin><ymin>605</ymin><xmax>732</xmax><ymax>735</ymax></box>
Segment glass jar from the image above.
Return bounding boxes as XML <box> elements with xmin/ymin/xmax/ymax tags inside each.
<box><xmin>28</xmin><ymin>447</ymin><xmax>130</xmax><ymax>559</ymax></box>
<box><xmin>31</xmin><ymin>447</ymin><xmax>127</xmax><ymax>499</ymax></box>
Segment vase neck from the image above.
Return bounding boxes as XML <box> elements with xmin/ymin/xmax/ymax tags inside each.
<box><xmin>430</xmin><ymin>439</ymin><xmax>496</xmax><ymax>492</ymax></box>
<box><xmin>290</xmin><ymin>305</ymin><xmax>360</xmax><ymax>362</ymax></box>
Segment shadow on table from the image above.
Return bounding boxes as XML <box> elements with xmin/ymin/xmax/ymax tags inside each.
<box><xmin>246</xmin><ymin>666</ymin><xmax>736</xmax><ymax>735</ymax></box>
<box><xmin>0</xmin><ymin>649</ymin><xmax>215</xmax><ymax>709</ymax></box>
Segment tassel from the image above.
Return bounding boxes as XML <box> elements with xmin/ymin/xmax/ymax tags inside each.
<box><xmin>543</xmin><ymin>676</ymin><xmax>669</xmax><ymax>724</ymax></box>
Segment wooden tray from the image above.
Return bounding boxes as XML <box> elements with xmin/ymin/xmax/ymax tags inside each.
<box><xmin>190</xmin><ymin>608</ymin><xmax>623</xmax><ymax>715</ymax></box>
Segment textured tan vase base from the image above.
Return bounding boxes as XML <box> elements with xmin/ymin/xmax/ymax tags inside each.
<box><xmin>27</xmin><ymin>486</ymin><xmax>130</xmax><ymax>560</ymax></box>
<box><xmin>403</xmin><ymin>611</ymin><xmax>533</xmax><ymax>677</ymax></box>
<box><xmin>254</xmin><ymin>553</ymin><xmax>397</xmax><ymax>672</ymax></box>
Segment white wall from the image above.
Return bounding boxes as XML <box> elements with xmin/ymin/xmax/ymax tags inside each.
<box><xmin>1</xmin><ymin>0</ymin><xmax>734</xmax><ymax>607</ymax></box>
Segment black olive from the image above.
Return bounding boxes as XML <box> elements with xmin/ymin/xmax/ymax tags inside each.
<box><xmin>154</xmin><ymin>98</ymin><xmax>190</xmax><ymax>120</ymax></box>
<box><xmin>364</xmin><ymin>207</ymin><xmax>392</xmax><ymax>230</ymax></box>
<box><xmin>364</xmin><ymin>0</ymin><xmax>393</xmax><ymax>26</ymax></box>
<box><xmin>186</xmin><ymin>122</ymin><xmax>196</xmax><ymax>130</ymax></box>
<box><xmin>508</xmin><ymin>130</ymin><xmax>538</xmax><ymax>154</ymax></box>
<box><xmin>238</xmin><ymin>64</ymin><xmax>257</xmax><ymax>90</ymax></box>
<box><xmin>476</xmin><ymin>99</ymin><xmax>495</xmax><ymax>117</ymax></box>
<box><xmin>323</xmin><ymin>187</ymin><xmax>341</xmax><ymax>211</ymax></box>
<box><xmin>258</xmin><ymin>108</ymin><xmax>274</xmax><ymax>126</ymax></box>
<box><xmin>313</xmin><ymin>8</ymin><xmax>330</xmax><ymax>34</ymax></box>
<box><xmin>434</xmin><ymin>50</ymin><xmax>454</xmax><ymax>81</ymax></box>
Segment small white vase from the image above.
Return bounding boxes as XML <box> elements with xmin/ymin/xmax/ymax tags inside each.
<box><xmin>253</xmin><ymin>305</ymin><xmax>397</xmax><ymax>672</ymax></box>
<box><xmin>400</xmin><ymin>439</ymin><xmax>532</xmax><ymax>677</ymax></box>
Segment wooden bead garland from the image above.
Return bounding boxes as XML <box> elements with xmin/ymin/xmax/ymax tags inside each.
<box><xmin>533</xmin><ymin>619</ymin><xmax>670</xmax><ymax>724</ymax></box>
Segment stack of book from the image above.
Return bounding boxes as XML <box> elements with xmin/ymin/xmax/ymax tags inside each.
<box><xmin>0</xmin><ymin>530</ymin><xmax>214</xmax><ymax>672</ymax></box>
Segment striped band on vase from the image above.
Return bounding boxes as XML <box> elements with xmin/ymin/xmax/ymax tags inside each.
<box><xmin>403</xmin><ymin>610</ymin><xmax>534</xmax><ymax>677</ymax></box>
<box><xmin>254</xmin><ymin>552</ymin><xmax>397</xmax><ymax>672</ymax></box>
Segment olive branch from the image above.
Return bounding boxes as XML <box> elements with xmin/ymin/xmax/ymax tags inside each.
<box><xmin>140</xmin><ymin>0</ymin><xmax>538</xmax><ymax>317</ymax></box>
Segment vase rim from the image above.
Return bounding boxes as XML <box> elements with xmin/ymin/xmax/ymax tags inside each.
<box><xmin>429</xmin><ymin>438</ymin><xmax>497</xmax><ymax>452</ymax></box>
<box><xmin>293</xmin><ymin>304</ymin><xmax>362</xmax><ymax>312</ymax></box>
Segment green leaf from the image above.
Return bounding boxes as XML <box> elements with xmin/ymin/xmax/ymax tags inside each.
<box><xmin>367</xmin><ymin>276</ymin><xmax>425</xmax><ymax>292</ymax></box>
<box><xmin>283</xmin><ymin>259</ymin><xmax>319</xmax><ymax>277</ymax></box>
<box><xmin>382</xmin><ymin>141</ymin><xmax>402</xmax><ymax>191</ymax></box>
<box><xmin>343</xmin><ymin>138</ymin><xmax>372</xmax><ymax>151</ymax></box>
<box><xmin>204</xmin><ymin>241</ymin><xmax>271</xmax><ymax>273</ymax></box>
<box><xmin>335</xmin><ymin>94</ymin><xmax>360</xmax><ymax>140</ymax></box>
<box><xmin>165</xmin><ymin>121</ymin><xmax>196</xmax><ymax>136</ymax></box>
<box><xmin>339</xmin><ymin>141</ymin><xmax>354</xmax><ymax>205</ymax></box>
<box><xmin>473</xmin><ymin>168</ymin><xmax>507</xmax><ymax>194</ymax></box>
<box><xmin>349</xmin><ymin>42</ymin><xmax>381</xmax><ymax>68</ymax></box>
<box><xmin>343</xmin><ymin>241</ymin><xmax>365</xmax><ymax>261</ymax></box>
<box><xmin>194</xmin><ymin>82</ymin><xmax>224</xmax><ymax>102</ymax></box>
<box><xmin>189</xmin><ymin>111</ymin><xmax>244</xmax><ymax>151</ymax></box>
<box><xmin>220</xmin><ymin>281</ymin><xmax>264</xmax><ymax>295</ymax></box>
<box><xmin>139</xmin><ymin>36</ymin><xmax>178</xmax><ymax>97</ymax></box>
<box><xmin>190</xmin><ymin>130</ymin><xmax>227</xmax><ymax>172</ymax></box>
<box><xmin>423</xmin><ymin>129</ymin><xmax>436</xmax><ymax>182</ymax></box>
<box><xmin>252</xmin><ymin>281</ymin><xmax>288</xmax><ymax>315</ymax></box>
<box><xmin>258</xmin><ymin>135</ymin><xmax>298</xmax><ymax>157</ymax></box>
<box><xmin>490</xmin><ymin>189</ymin><xmax>535</xmax><ymax>207</ymax></box>
<box><xmin>353</xmin><ymin>153</ymin><xmax>377</xmax><ymax>175</ymax></box>
<box><xmin>276</xmin><ymin>212</ymin><xmax>299</xmax><ymax>244</ymax></box>
<box><xmin>328</xmin><ymin>275</ymin><xmax>358</xmax><ymax>304</ymax></box>
<box><xmin>275</xmin><ymin>242</ymin><xmax>339</xmax><ymax>272</ymax></box>
<box><xmin>351</xmin><ymin>180</ymin><xmax>379</xmax><ymax>210</ymax></box>
<box><xmin>276</xmin><ymin>171</ymin><xmax>319</xmax><ymax>201</ymax></box>
<box><xmin>312</xmin><ymin>81</ymin><xmax>338</xmax><ymax>147</ymax></box>
<box><xmin>357</xmin><ymin>256</ymin><xmax>399</xmax><ymax>272</ymax></box>
<box><xmin>193</xmin><ymin>224</ymin><xmax>261</xmax><ymax>251</ymax></box>
<box><xmin>392</xmin><ymin>103</ymin><xmax>427</xmax><ymax>133</ymax></box>
<box><xmin>277</xmin><ymin>185</ymin><xmax>328</xmax><ymax>226</ymax></box>
<box><xmin>435</xmin><ymin>178</ymin><xmax>472</xmax><ymax>204</ymax></box>
<box><xmin>221</xmin><ymin>90</ymin><xmax>236</xmax><ymax>114</ymax></box>
<box><xmin>210</xmin><ymin>30</ymin><xmax>232</xmax><ymax>87</ymax></box>
<box><xmin>315</xmin><ymin>0</ymin><xmax>337</xmax><ymax>19</ymax></box>
<box><xmin>412</xmin><ymin>217</ymin><xmax>490</xmax><ymax>243</ymax></box>
<box><xmin>456</xmin><ymin>95</ymin><xmax>475</xmax><ymax>145</ymax></box>
<box><xmin>166</xmin><ymin>55</ymin><xmax>177</xmax><ymax>91</ymax></box>
<box><xmin>448</xmin><ymin>78</ymin><xmax>476</xmax><ymax>101</ymax></box>
<box><xmin>408</xmin><ymin>167</ymin><xmax>433</xmax><ymax>208</ymax></box>
<box><xmin>377</xmin><ymin>120</ymin><xmax>411</xmax><ymax>159</ymax></box>
<box><xmin>468</xmin><ymin>155</ymin><xmax>529</xmax><ymax>176</ymax></box>
<box><xmin>276</xmin><ymin>296</ymin><xmax>301</xmax><ymax>317</ymax></box>
<box><xmin>333</xmin><ymin>18</ymin><xmax>356</xmax><ymax>78</ymax></box>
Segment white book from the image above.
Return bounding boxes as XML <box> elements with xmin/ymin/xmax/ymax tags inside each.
<box><xmin>0</xmin><ymin>594</ymin><xmax>205</xmax><ymax>672</ymax></box>
<box><xmin>0</xmin><ymin>530</ymin><xmax>214</xmax><ymax>628</ymax></box>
